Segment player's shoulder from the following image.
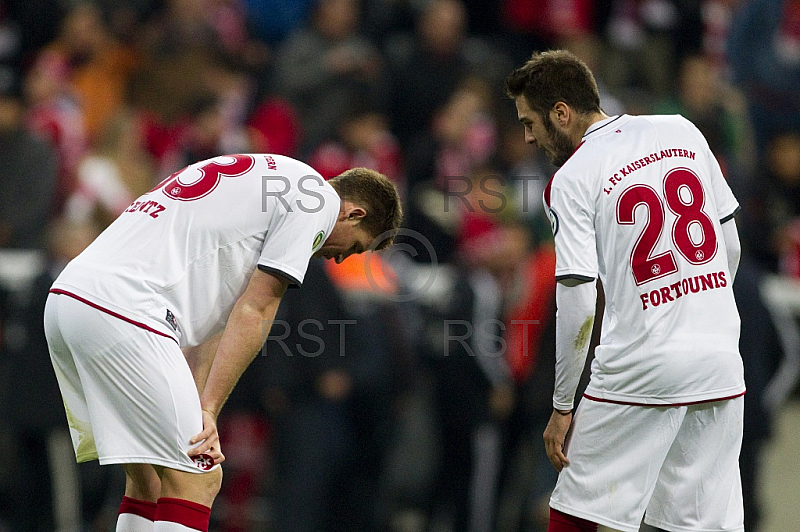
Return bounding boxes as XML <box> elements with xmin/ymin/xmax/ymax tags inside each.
<box><xmin>547</xmin><ymin>161</ymin><xmax>594</xmax><ymax>209</ymax></box>
<box><xmin>252</xmin><ymin>154</ymin><xmax>337</xmax><ymax>195</ymax></box>
<box><xmin>192</xmin><ymin>153</ymin><xmax>322</xmax><ymax>178</ymax></box>
<box><xmin>268</xmin><ymin>154</ymin><xmax>320</xmax><ymax>176</ymax></box>
<box><xmin>633</xmin><ymin>113</ymin><xmax>704</xmax><ymax>139</ymax></box>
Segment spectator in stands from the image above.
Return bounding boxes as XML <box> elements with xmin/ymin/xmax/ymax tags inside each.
<box><xmin>42</xmin><ymin>2</ymin><xmax>140</xmax><ymax>144</ymax></box>
<box><xmin>65</xmin><ymin>109</ymin><xmax>156</xmax><ymax>228</ymax></box>
<box><xmin>138</xmin><ymin>0</ymin><xmax>269</xmax><ymax>73</ymax></box>
<box><xmin>728</xmin><ymin>0</ymin><xmax>800</xmax><ymax>157</ymax></box>
<box><xmin>500</xmin><ymin>0</ymin><xmax>596</xmax><ymax>61</ymax></box>
<box><xmin>739</xmin><ymin>130</ymin><xmax>800</xmax><ymax>276</ymax></box>
<box><xmin>309</xmin><ymin>107</ymin><xmax>404</xmax><ymax>194</ymax></box>
<box><xmin>652</xmin><ymin>53</ymin><xmax>752</xmax><ymax>179</ymax></box>
<box><xmin>733</xmin><ymin>255</ymin><xmax>784</xmax><ymax>532</ymax></box>
<box><xmin>601</xmin><ymin>0</ymin><xmax>704</xmax><ymax>104</ymax></box>
<box><xmin>23</xmin><ymin>50</ymin><xmax>86</xmax><ymax>218</ymax></box>
<box><xmin>130</xmin><ymin>56</ymin><xmax>258</xmax><ymax>175</ymax></box>
<box><xmin>400</xmin><ymin>78</ymin><xmax>499</xmax><ymax>265</ymax></box>
<box><xmin>242</xmin><ymin>0</ymin><xmax>316</xmax><ymax>46</ymax></box>
<box><xmin>0</xmin><ymin>75</ymin><xmax>57</xmax><ymax>249</ymax></box>
<box><xmin>387</xmin><ymin>0</ymin><xmax>474</xmax><ymax>147</ymax></box>
<box><xmin>246</xmin><ymin>94</ymin><xmax>302</xmax><ymax>157</ymax></box>
<box><xmin>273</xmin><ymin>0</ymin><xmax>384</xmax><ymax>154</ymax></box>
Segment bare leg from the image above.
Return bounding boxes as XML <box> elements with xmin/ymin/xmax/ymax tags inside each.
<box><xmin>123</xmin><ymin>464</ymin><xmax>161</xmax><ymax>502</ymax></box>
<box><xmin>155</xmin><ymin>466</ymin><xmax>223</xmax><ymax>508</ymax></box>
<box><xmin>117</xmin><ymin>464</ymin><xmax>160</xmax><ymax>531</ymax></box>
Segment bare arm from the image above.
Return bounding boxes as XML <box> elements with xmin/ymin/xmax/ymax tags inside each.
<box><xmin>200</xmin><ymin>268</ymin><xmax>289</xmax><ymax>418</ymax></box>
<box><xmin>188</xmin><ymin>268</ymin><xmax>289</xmax><ymax>462</ymax></box>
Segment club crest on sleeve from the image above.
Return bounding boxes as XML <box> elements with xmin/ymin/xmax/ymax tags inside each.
<box><xmin>312</xmin><ymin>230</ymin><xmax>325</xmax><ymax>251</ymax></box>
<box><xmin>547</xmin><ymin>207</ymin><xmax>560</xmax><ymax>236</ymax></box>
<box><xmin>192</xmin><ymin>454</ymin><xmax>214</xmax><ymax>471</ymax></box>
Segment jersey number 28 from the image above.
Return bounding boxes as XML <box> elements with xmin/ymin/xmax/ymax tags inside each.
<box><xmin>616</xmin><ymin>167</ymin><xmax>717</xmax><ymax>285</ymax></box>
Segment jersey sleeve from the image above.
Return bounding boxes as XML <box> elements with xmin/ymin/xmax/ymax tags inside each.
<box><xmin>257</xmin><ymin>187</ymin><xmax>339</xmax><ymax>287</ymax></box>
<box><xmin>547</xmin><ymin>185</ymin><xmax>598</xmax><ymax>282</ymax></box>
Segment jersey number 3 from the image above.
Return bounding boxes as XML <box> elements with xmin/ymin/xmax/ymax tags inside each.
<box><xmin>151</xmin><ymin>155</ymin><xmax>256</xmax><ymax>201</ymax></box>
<box><xmin>616</xmin><ymin>167</ymin><xmax>717</xmax><ymax>285</ymax></box>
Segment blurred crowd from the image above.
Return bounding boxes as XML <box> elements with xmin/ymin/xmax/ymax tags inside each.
<box><xmin>0</xmin><ymin>0</ymin><xmax>799</xmax><ymax>531</ymax></box>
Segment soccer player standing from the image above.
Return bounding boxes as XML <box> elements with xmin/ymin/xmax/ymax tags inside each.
<box><xmin>43</xmin><ymin>155</ymin><xmax>402</xmax><ymax>531</ymax></box>
<box><xmin>505</xmin><ymin>51</ymin><xmax>745</xmax><ymax>532</ymax></box>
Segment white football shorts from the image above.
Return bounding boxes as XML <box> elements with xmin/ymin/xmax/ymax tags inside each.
<box><xmin>44</xmin><ymin>292</ymin><xmax>218</xmax><ymax>474</ymax></box>
<box><xmin>550</xmin><ymin>396</ymin><xmax>744</xmax><ymax>532</ymax></box>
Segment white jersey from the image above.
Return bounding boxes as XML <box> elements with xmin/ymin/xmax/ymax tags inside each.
<box><xmin>52</xmin><ymin>154</ymin><xmax>340</xmax><ymax>347</ymax></box>
<box><xmin>545</xmin><ymin>115</ymin><xmax>744</xmax><ymax>405</ymax></box>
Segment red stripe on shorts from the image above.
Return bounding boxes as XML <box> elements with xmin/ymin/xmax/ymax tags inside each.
<box><xmin>49</xmin><ymin>289</ymin><xmax>178</xmax><ymax>344</ymax></box>
<box><xmin>582</xmin><ymin>391</ymin><xmax>746</xmax><ymax>407</ymax></box>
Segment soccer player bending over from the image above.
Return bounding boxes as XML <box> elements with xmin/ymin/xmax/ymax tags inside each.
<box><xmin>505</xmin><ymin>51</ymin><xmax>744</xmax><ymax>532</ymax></box>
<box><xmin>44</xmin><ymin>156</ymin><xmax>402</xmax><ymax>531</ymax></box>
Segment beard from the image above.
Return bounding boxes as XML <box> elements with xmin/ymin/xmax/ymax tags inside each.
<box><xmin>543</xmin><ymin>115</ymin><xmax>576</xmax><ymax>167</ymax></box>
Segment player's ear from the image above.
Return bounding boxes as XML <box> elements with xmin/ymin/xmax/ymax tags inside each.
<box><xmin>552</xmin><ymin>102</ymin><xmax>570</xmax><ymax>126</ymax></box>
<box><xmin>342</xmin><ymin>201</ymin><xmax>366</xmax><ymax>221</ymax></box>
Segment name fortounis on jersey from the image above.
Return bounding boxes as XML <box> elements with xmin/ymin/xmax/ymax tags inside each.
<box><xmin>639</xmin><ymin>269</ymin><xmax>728</xmax><ymax>311</ymax></box>
<box><xmin>604</xmin><ymin>148</ymin><xmax>697</xmax><ymax>195</ymax></box>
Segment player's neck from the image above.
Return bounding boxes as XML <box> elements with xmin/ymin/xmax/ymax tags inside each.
<box><xmin>583</xmin><ymin>111</ymin><xmax>611</xmax><ymax>131</ymax></box>
<box><xmin>571</xmin><ymin>111</ymin><xmax>611</xmax><ymax>146</ymax></box>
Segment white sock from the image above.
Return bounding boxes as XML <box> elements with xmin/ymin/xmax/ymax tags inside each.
<box><xmin>116</xmin><ymin>512</ymin><xmax>154</xmax><ymax>532</ymax></box>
